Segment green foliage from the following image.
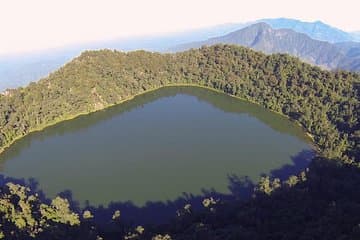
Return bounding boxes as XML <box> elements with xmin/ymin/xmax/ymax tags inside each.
<box><xmin>0</xmin><ymin>45</ymin><xmax>358</xmax><ymax>239</ymax></box>
<box><xmin>165</xmin><ymin>157</ymin><xmax>360</xmax><ymax>240</ymax></box>
<box><xmin>285</xmin><ymin>175</ymin><xmax>299</xmax><ymax>187</ymax></box>
<box><xmin>112</xmin><ymin>210</ymin><xmax>121</xmax><ymax>220</ymax></box>
<box><xmin>256</xmin><ymin>176</ymin><xmax>281</xmax><ymax>195</ymax></box>
<box><xmin>40</xmin><ymin>197</ymin><xmax>80</xmax><ymax>226</ymax></box>
<box><xmin>0</xmin><ymin>183</ymin><xmax>39</xmax><ymax>235</ymax></box>
<box><xmin>152</xmin><ymin>234</ymin><xmax>172</xmax><ymax>240</ymax></box>
<box><xmin>82</xmin><ymin>210</ymin><xmax>93</xmax><ymax>219</ymax></box>
<box><xmin>0</xmin><ymin>45</ymin><xmax>358</xmax><ymax>164</ymax></box>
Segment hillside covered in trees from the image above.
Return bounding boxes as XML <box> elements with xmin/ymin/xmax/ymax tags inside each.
<box><xmin>172</xmin><ymin>23</ymin><xmax>360</xmax><ymax>72</ymax></box>
<box><xmin>0</xmin><ymin>45</ymin><xmax>359</xmax><ymax>239</ymax></box>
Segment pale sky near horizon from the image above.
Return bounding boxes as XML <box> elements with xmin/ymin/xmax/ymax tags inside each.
<box><xmin>0</xmin><ymin>0</ymin><xmax>359</xmax><ymax>56</ymax></box>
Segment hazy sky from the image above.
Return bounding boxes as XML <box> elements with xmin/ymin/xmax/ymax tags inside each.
<box><xmin>1</xmin><ymin>0</ymin><xmax>359</xmax><ymax>55</ymax></box>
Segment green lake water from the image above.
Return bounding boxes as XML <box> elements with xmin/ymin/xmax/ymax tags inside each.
<box><xmin>0</xmin><ymin>86</ymin><xmax>314</xmax><ymax>206</ymax></box>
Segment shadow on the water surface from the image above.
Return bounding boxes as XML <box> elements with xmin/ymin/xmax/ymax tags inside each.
<box><xmin>0</xmin><ymin>86</ymin><xmax>312</xmax><ymax>168</ymax></box>
<box><xmin>0</xmin><ymin>149</ymin><xmax>314</xmax><ymax>226</ymax></box>
<box><xmin>0</xmin><ymin>175</ymin><xmax>51</xmax><ymax>205</ymax></box>
<box><xmin>270</xmin><ymin>149</ymin><xmax>314</xmax><ymax>181</ymax></box>
<box><xmin>0</xmin><ymin>86</ymin><xmax>316</xmax><ymax>227</ymax></box>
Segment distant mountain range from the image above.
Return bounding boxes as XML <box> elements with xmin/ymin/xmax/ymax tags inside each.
<box><xmin>1</xmin><ymin>18</ymin><xmax>359</xmax><ymax>91</ymax></box>
<box><xmin>172</xmin><ymin>22</ymin><xmax>360</xmax><ymax>71</ymax></box>
<box><xmin>260</xmin><ymin>18</ymin><xmax>358</xmax><ymax>43</ymax></box>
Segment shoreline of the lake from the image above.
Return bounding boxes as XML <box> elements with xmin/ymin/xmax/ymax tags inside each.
<box><xmin>0</xmin><ymin>83</ymin><xmax>317</xmax><ymax>156</ymax></box>
<box><xmin>1</xmin><ymin>86</ymin><xmax>316</xmax><ymax>206</ymax></box>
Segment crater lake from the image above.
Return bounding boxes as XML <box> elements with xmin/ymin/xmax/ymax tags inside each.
<box><xmin>0</xmin><ymin>86</ymin><xmax>314</xmax><ymax>207</ymax></box>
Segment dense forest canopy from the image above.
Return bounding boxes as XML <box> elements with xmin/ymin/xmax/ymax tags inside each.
<box><xmin>0</xmin><ymin>44</ymin><xmax>359</xmax><ymax>162</ymax></box>
<box><xmin>0</xmin><ymin>45</ymin><xmax>359</xmax><ymax>239</ymax></box>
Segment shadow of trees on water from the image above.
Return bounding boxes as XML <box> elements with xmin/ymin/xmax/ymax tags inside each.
<box><xmin>2</xmin><ymin>150</ymin><xmax>360</xmax><ymax>240</ymax></box>
<box><xmin>0</xmin><ymin>149</ymin><xmax>315</xmax><ymax>227</ymax></box>
<box><xmin>0</xmin><ymin>86</ymin><xmax>313</xmax><ymax>169</ymax></box>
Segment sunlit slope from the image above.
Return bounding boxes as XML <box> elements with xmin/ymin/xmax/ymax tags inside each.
<box><xmin>0</xmin><ymin>45</ymin><xmax>358</xmax><ymax>162</ymax></box>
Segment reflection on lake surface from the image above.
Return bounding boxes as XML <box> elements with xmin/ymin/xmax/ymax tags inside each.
<box><xmin>0</xmin><ymin>86</ymin><xmax>314</xmax><ymax>206</ymax></box>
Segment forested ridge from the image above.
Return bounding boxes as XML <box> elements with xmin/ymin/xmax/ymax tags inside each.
<box><xmin>0</xmin><ymin>45</ymin><xmax>359</xmax><ymax>239</ymax></box>
<box><xmin>172</xmin><ymin>22</ymin><xmax>360</xmax><ymax>72</ymax></box>
<box><xmin>1</xmin><ymin>45</ymin><xmax>359</xmax><ymax>161</ymax></box>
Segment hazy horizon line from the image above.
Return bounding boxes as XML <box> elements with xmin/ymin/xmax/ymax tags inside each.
<box><xmin>1</xmin><ymin>17</ymin><xmax>358</xmax><ymax>58</ymax></box>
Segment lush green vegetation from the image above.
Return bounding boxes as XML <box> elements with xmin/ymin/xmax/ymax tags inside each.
<box><xmin>0</xmin><ymin>157</ymin><xmax>359</xmax><ymax>240</ymax></box>
<box><xmin>1</xmin><ymin>45</ymin><xmax>358</xmax><ymax>161</ymax></box>
<box><xmin>0</xmin><ymin>44</ymin><xmax>359</xmax><ymax>239</ymax></box>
